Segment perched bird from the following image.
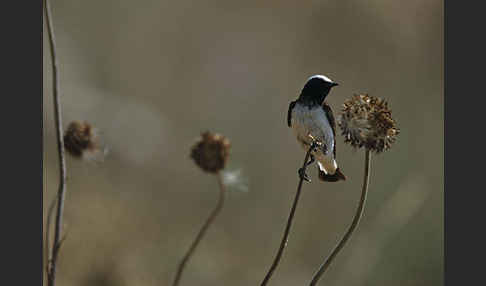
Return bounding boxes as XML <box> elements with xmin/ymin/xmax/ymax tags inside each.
<box><xmin>287</xmin><ymin>75</ymin><xmax>346</xmax><ymax>182</ymax></box>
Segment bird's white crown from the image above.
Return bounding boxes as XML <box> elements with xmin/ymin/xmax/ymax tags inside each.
<box><xmin>307</xmin><ymin>74</ymin><xmax>334</xmax><ymax>84</ymax></box>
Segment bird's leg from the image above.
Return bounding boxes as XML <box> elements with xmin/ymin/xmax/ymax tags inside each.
<box><xmin>298</xmin><ymin>167</ymin><xmax>311</xmax><ymax>182</ymax></box>
<box><xmin>298</xmin><ymin>142</ymin><xmax>317</xmax><ymax>182</ymax></box>
<box><xmin>305</xmin><ymin>155</ymin><xmax>315</xmax><ymax>167</ymax></box>
<box><xmin>298</xmin><ymin>154</ymin><xmax>315</xmax><ymax>182</ymax></box>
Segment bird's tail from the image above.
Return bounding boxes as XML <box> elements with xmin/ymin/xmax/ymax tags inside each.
<box><xmin>318</xmin><ymin>167</ymin><xmax>346</xmax><ymax>182</ymax></box>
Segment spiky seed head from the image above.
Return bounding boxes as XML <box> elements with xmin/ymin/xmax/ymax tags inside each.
<box><xmin>190</xmin><ymin>131</ymin><xmax>231</xmax><ymax>173</ymax></box>
<box><xmin>63</xmin><ymin>121</ymin><xmax>101</xmax><ymax>158</ymax></box>
<box><xmin>338</xmin><ymin>94</ymin><xmax>399</xmax><ymax>153</ymax></box>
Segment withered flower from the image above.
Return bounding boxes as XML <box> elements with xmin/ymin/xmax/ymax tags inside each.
<box><xmin>174</xmin><ymin>131</ymin><xmax>231</xmax><ymax>286</ymax></box>
<box><xmin>338</xmin><ymin>94</ymin><xmax>399</xmax><ymax>153</ymax></box>
<box><xmin>63</xmin><ymin>121</ymin><xmax>100</xmax><ymax>158</ymax></box>
<box><xmin>310</xmin><ymin>94</ymin><xmax>399</xmax><ymax>285</ymax></box>
<box><xmin>190</xmin><ymin>131</ymin><xmax>231</xmax><ymax>173</ymax></box>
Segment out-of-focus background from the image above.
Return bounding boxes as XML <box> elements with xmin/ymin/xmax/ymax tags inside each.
<box><xmin>43</xmin><ymin>0</ymin><xmax>443</xmax><ymax>285</ymax></box>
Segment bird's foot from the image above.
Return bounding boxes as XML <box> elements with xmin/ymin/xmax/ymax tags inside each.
<box><xmin>298</xmin><ymin>167</ymin><xmax>311</xmax><ymax>182</ymax></box>
<box><xmin>305</xmin><ymin>155</ymin><xmax>315</xmax><ymax>167</ymax></box>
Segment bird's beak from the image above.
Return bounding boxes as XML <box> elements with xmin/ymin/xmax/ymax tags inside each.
<box><xmin>332</xmin><ymin>82</ymin><xmax>339</xmax><ymax>87</ymax></box>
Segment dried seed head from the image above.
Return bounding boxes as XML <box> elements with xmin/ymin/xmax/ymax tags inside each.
<box><xmin>338</xmin><ymin>94</ymin><xmax>399</xmax><ymax>153</ymax></box>
<box><xmin>190</xmin><ymin>131</ymin><xmax>231</xmax><ymax>173</ymax></box>
<box><xmin>63</xmin><ymin>121</ymin><xmax>101</xmax><ymax>158</ymax></box>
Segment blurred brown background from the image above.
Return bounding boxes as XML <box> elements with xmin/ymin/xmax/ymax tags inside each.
<box><xmin>43</xmin><ymin>0</ymin><xmax>443</xmax><ymax>285</ymax></box>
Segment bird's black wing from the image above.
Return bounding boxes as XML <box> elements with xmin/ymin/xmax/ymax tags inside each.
<box><xmin>287</xmin><ymin>100</ymin><xmax>296</xmax><ymax>127</ymax></box>
<box><xmin>322</xmin><ymin>102</ymin><xmax>337</xmax><ymax>157</ymax></box>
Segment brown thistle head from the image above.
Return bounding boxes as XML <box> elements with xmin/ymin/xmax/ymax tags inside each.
<box><xmin>338</xmin><ymin>94</ymin><xmax>399</xmax><ymax>153</ymax></box>
<box><xmin>63</xmin><ymin>121</ymin><xmax>101</xmax><ymax>158</ymax></box>
<box><xmin>190</xmin><ymin>131</ymin><xmax>231</xmax><ymax>173</ymax></box>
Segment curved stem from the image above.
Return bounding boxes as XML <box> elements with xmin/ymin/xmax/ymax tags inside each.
<box><xmin>260</xmin><ymin>144</ymin><xmax>315</xmax><ymax>286</ymax></box>
<box><xmin>44</xmin><ymin>0</ymin><xmax>67</xmax><ymax>285</ymax></box>
<box><xmin>309</xmin><ymin>149</ymin><xmax>371</xmax><ymax>286</ymax></box>
<box><xmin>171</xmin><ymin>172</ymin><xmax>226</xmax><ymax>286</ymax></box>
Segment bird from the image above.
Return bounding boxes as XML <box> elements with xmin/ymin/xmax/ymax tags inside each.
<box><xmin>287</xmin><ymin>75</ymin><xmax>346</xmax><ymax>182</ymax></box>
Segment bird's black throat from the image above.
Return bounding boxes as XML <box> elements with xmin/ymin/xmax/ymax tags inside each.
<box><xmin>298</xmin><ymin>86</ymin><xmax>331</xmax><ymax>107</ymax></box>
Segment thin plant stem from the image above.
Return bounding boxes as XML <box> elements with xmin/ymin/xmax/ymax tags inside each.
<box><xmin>44</xmin><ymin>0</ymin><xmax>68</xmax><ymax>285</ymax></box>
<box><xmin>309</xmin><ymin>149</ymin><xmax>371</xmax><ymax>286</ymax></box>
<box><xmin>260</xmin><ymin>143</ymin><xmax>315</xmax><ymax>286</ymax></box>
<box><xmin>45</xmin><ymin>195</ymin><xmax>58</xmax><ymax>276</ymax></box>
<box><xmin>171</xmin><ymin>172</ymin><xmax>227</xmax><ymax>286</ymax></box>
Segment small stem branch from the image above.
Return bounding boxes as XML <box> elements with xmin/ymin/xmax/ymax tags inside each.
<box><xmin>171</xmin><ymin>172</ymin><xmax>227</xmax><ymax>286</ymax></box>
<box><xmin>309</xmin><ymin>149</ymin><xmax>371</xmax><ymax>286</ymax></box>
<box><xmin>44</xmin><ymin>0</ymin><xmax>67</xmax><ymax>285</ymax></box>
<box><xmin>260</xmin><ymin>143</ymin><xmax>315</xmax><ymax>286</ymax></box>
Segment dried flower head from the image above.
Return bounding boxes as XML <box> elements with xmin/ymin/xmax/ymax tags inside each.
<box><xmin>338</xmin><ymin>94</ymin><xmax>399</xmax><ymax>153</ymax></box>
<box><xmin>190</xmin><ymin>131</ymin><xmax>231</xmax><ymax>173</ymax></box>
<box><xmin>63</xmin><ymin>121</ymin><xmax>101</xmax><ymax>158</ymax></box>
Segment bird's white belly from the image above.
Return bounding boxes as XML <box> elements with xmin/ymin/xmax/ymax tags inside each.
<box><xmin>291</xmin><ymin>104</ymin><xmax>337</xmax><ymax>174</ymax></box>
